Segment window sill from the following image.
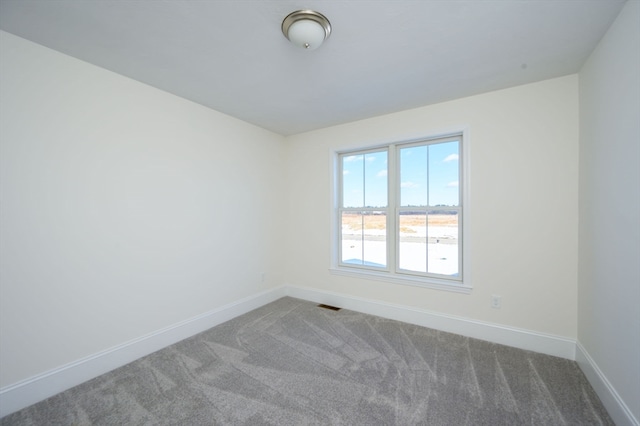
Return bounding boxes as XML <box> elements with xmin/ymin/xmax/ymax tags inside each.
<box><xmin>329</xmin><ymin>266</ymin><xmax>472</xmax><ymax>294</ymax></box>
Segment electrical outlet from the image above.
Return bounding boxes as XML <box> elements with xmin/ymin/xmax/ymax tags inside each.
<box><xmin>491</xmin><ymin>295</ymin><xmax>502</xmax><ymax>309</ymax></box>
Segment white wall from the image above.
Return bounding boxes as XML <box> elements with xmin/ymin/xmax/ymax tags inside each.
<box><xmin>578</xmin><ymin>0</ymin><xmax>640</xmax><ymax>424</ymax></box>
<box><xmin>284</xmin><ymin>75</ymin><xmax>579</xmax><ymax>338</ymax></box>
<box><xmin>0</xmin><ymin>31</ymin><xmax>286</xmax><ymax>388</ymax></box>
<box><xmin>3</xmin><ymin>5</ymin><xmax>637</xmax><ymax>420</ymax></box>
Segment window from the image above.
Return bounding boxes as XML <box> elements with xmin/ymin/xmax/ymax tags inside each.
<box><xmin>333</xmin><ymin>133</ymin><xmax>469</xmax><ymax>292</ymax></box>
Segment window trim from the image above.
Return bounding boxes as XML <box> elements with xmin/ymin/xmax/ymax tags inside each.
<box><xmin>329</xmin><ymin>128</ymin><xmax>471</xmax><ymax>293</ymax></box>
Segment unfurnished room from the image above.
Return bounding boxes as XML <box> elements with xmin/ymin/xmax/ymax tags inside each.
<box><xmin>0</xmin><ymin>1</ymin><xmax>638</xmax><ymax>425</ymax></box>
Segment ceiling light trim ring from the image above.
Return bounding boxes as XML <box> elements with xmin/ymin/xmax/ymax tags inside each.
<box><xmin>282</xmin><ymin>10</ymin><xmax>331</xmax><ymax>49</ymax></box>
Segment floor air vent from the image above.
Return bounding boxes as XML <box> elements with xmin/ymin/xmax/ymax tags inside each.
<box><xmin>317</xmin><ymin>304</ymin><xmax>341</xmax><ymax>311</ymax></box>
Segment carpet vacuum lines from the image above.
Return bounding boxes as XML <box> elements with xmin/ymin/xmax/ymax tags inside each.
<box><xmin>0</xmin><ymin>297</ymin><xmax>613</xmax><ymax>425</ymax></box>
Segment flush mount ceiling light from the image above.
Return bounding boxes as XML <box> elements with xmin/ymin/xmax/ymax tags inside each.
<box><xmin>282</xmin><ymin>10</ymin><xmax>331</xmax><ymax>50</ymax></box>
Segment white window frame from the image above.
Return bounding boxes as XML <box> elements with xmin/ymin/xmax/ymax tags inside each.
<box><xmin>330</xmin><ymin>129</ymin><xmax>471</xmax><ymax>293</ymax></box>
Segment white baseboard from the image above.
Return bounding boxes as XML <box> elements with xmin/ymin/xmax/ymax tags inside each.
<box><xmin>1</xmin><ymin>285</ymin><xmax>603</xmax><ymax>420</ymax></box>
<box><xmin>285</xmin><ymin>285</ymin><xmax>577</xmax><ymax>360</ymax></box>
<box><xmin>0</xmin><ymin>286</ymin><xmax>287</xmax><ymax>418</ymax></box>
<box><xmin>576</xmin><ymin>342</ymin><xmax>639</xmax><ymax>426</ymax></box>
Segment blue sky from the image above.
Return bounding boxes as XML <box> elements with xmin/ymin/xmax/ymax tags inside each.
<box><xmin>342</xmin><ymin>141</ymin><xmax>459</xmax><ymax>208</ymax></box>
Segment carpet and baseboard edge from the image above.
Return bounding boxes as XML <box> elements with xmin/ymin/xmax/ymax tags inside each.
<box><xmin>0</xmin><ymin>287</ymin><xmax>287</xmax><ymax>418</ymax></box>
<box><xmin>575</xmin><ymin>342</ymin><xmax>639</xmax><ymax>426</ymax></box>
<box><xmin>1</xmin><ymin>285</ymin><xmax>636</xmax><ymax>425</ymax></box>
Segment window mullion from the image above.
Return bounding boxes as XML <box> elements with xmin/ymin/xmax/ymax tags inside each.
<box><xmin>426</xmin><ymin>147</ymin><xmax>430</xmax><ymax>273</ymax></box>
<box><xmin>361</xmin><ymin>154</ymin><xmax>366</xmax><ymax>208</ymax></box>
<box><xmin>360</xmin><ymin>213</ymin><xmax>365</xmax><ymax>266</ymax></box>
<box><xmin>425</xmin><ymin>210</ymin><xmax>429</xmax><ymax>275</ymax></box>
<box><xmin>388</xmin><ymin>145</ymin><xmax>397</xmax><ymax>273</ymax></box>
<box><xmin>426</xmin><ymin>145</ymin><xmax>430</xmax><ymax>207</ymax></box>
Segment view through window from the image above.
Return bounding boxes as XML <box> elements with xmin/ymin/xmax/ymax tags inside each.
<box><xmin>338</xmin><ymin>135</ymin><xmax>463</xmax><ymax>283</ymax></box>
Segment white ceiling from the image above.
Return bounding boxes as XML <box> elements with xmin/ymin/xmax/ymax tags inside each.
<box><xmin>0</xmin><ymin>0</ymin><xmax>626</xmax><ymax>135</ymax></box>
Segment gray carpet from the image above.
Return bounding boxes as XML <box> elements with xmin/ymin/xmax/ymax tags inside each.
<box><xmin>1</xmin><ymin>297</ymin><xmax>613</xmax><ymax>425</ymax></box>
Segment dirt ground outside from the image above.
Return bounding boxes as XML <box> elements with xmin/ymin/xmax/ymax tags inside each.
<box><xmin>341</xmin><ymin>213</ymin><xmax>459</xmax><ymax>239</ymax></box>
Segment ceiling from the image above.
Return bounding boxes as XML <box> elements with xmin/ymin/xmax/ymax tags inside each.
<box><xmin>0</xmin><ymin>0</ymin><xmax>626</xmax><ymax>136</ymax></box>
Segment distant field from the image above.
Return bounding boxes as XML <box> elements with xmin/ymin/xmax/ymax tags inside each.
<box><xmin>341</xmin><ymin>213</ymin><xmax>458</xmax><ymax>233</ymax></box>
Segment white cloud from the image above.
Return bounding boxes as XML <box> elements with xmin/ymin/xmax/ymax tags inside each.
<box><xmin>401</xmin><ymin>181</ymin><xmax>419</xmax><ymax>188</ymax></box>
<box><xmin>343</xmin><ymin>155</ymin><xmax>360</xmax><ymax>162</ymax></box>
<box><xmin>343</xmin><ymin>170</ymin><xmax>350</xmax><ymax>175</ymax></box>
<box><xmin>446</xmin><ymin>181</ymin><xmax>459</xmax><ymax>187</ymax></box>
<box><xmin>377</xmin><ymin>170</ymin><xmax>387</xmax><ymax>177</ymax></box>
<box><xmin>443</xmin><ymin>153</ymin><xmax>459</xmax><ymax>162</ymax></box>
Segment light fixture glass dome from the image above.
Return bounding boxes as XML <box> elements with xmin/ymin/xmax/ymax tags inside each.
<box><xmin>287</xmin><ymin>19</ymin><xmax>325</xmax><ymax>50</ymax></box>
<box><xmin>282</xmin><ymin>10</ymin><xmax>331</xmax><ymax>50</ymax></box>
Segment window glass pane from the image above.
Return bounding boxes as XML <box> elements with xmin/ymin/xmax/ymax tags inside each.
<box><xmin>398</xmin><ymin>210</ymin><xmax>459</xmax><ymax>277</ymax></box>
<box><xmin>398</xmin><ymin>211</ymin><xmax>427</xmax><ymax>272</ymax></box>
<box><xmin>428</xmin><ymin>141</ymin><xmax>459</xmax><ymax>207</ymax></box>
<box><xmin>341</xmin><ymin>211</ymin><xmax>386</xmax><ymax>268</ymax></box>
<box><xmin>400</xmin><ymin>145</ymin><xmax>428</xmax><ymax>207</ymax></box>
<box><xmin>427</xmin><ymin>211</ymin><xmax>459</xmax><ymax>276</ymax></box>
<box><xmin>364</xmin><ymin>151</ymin><xmax>387</xmax><ymax>208</ymax></box>
<box><xmin>341</xmin><ymin>211</ymin><xmax>363</xmax><ymax>265</ymax></box>
<box><xmin>342</xmin><ymin>154</ymin><xmax>364</xmax><ymax>208</ymax></box>
<box><xmin>363</xmin><ymin>212</ymin><xmax>386</xmax><ymax>267</ymax></box>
